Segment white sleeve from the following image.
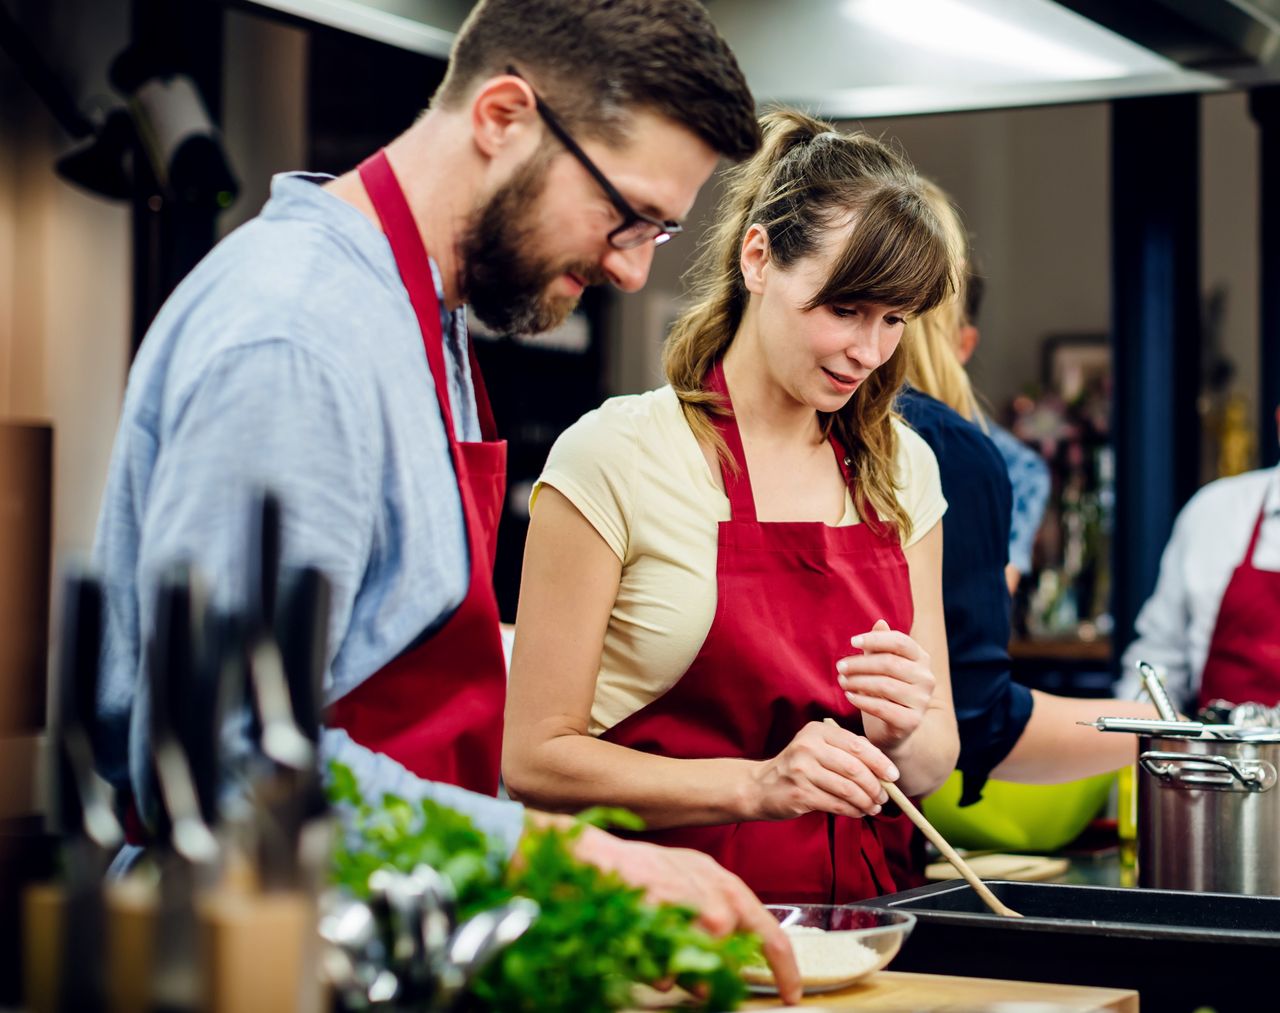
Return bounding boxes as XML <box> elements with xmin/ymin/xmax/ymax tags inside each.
<box><xmin>893</xmin><ymin>421</ymin><xmax>948</xmax><ymax>548</ymax></box>
<box><xmin>1118</xmin><ymin>507</ymin><xmax>1198</xmax><ymax>710</ymax></box>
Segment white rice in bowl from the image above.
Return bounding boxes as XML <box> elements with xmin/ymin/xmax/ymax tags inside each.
<box><xmin>742</xmin><ymin>924</ymin><xmax>881</xmax><ymax>989</ymax></box>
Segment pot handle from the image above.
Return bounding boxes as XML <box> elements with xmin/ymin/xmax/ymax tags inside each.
<box><xmin>1139</xmin><ymin>751</ymin><xmax>1278</xmax><ymax>792</ymax></box>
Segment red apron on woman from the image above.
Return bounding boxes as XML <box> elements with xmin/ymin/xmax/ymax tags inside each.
<box><xmin>328</xmin><ymin>150</ymin><xmax>508</xmax><ymax>796</ymax></box>
<box><xmin>1198</xmin><ymin>496</ymin><xmax>1280</xmax><ymax>709</ymax></box>
<box><xmin>602</xmin><ymin>363</ymin><xmax>915</xmax><ymax>904</ymax></box>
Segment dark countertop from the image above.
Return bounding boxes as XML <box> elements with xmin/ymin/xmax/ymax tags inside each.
<box><xmin>1056</xmin><ymin>841</ymin><xmax>1137</xmax><ymax>889</ymax></box>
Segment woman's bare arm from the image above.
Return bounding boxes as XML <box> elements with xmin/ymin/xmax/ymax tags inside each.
<box><xmin>503</xmin><ymin>485</ymin><xmax>898</xmax><ymax>828</ymax></box>
<box><xmin>837</xmin><ymin>520</ymin><xmax>959</xmax><ymax>797</ymax></box>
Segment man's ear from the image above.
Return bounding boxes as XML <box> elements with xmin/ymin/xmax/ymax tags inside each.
<box><xmin>956</xmin><ymin>323</ymin><xmax>980</xmax><ymax>365</ymax></box>
<box><xmin>470</xmin><ymin>73</ymin><xmax>539</xmax><ymax>160</ymax></box>
<box><xmin>740</xmin><ymin>224</ymin><xmax>771</xmax><ymax>295</ymax></box>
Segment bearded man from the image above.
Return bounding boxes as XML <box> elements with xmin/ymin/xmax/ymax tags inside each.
<box><xmin>92</xmin><ymin>0</ymin><xmax>800</xmax><ymax>994</ymax></box>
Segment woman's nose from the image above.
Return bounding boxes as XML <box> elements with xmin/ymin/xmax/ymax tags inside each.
<box><xmin>846</xmin><ymin>322</ymin><xmax>885</xmax><ymax>371</ymax></box>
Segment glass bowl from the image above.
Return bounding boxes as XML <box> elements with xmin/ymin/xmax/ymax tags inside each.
<box><xmin>742</xmin><ymin>904</ymin><xmax>916</xmax><ymax>995</ymax></box>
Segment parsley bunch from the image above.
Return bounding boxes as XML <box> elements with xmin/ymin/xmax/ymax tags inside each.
<box><xmin>328</xmin><ymin>762</ymin><xmax>759</xmax><ymax>1011</ymax></box>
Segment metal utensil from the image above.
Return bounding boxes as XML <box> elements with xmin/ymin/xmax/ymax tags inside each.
<box><xmin>148</xmin><ymin>566</ymin><xmax>220</xmax><ymax>866</ymax></box>
<box><xmin>241</xmin><ymin>492</ymin><xmax>320</xmax><ymax>891</ymax></box>
<box><xmin>275</xmin><ymin>566</ymin><xmax>331</xmax><ymax>748</ymax></box>
<box><xmin>822</xmin><ymin>719</ymin><xmax>1020</xmax><ymax>918</ymax></box>
<box><xmin>434</xmin><ymin>898</ymin><xmax>540</xmax><ymax>1009</ymax></box>
<box><xmin>147</xmin><ymin>566</ymin><xmax>220</xmax><ymax>1011</ymax></box>
<box><xmin>1136</xmin><ymin>659</ymin><xmax>1180</xmax><ymax>722</ymax></box>
<box><xmin>1080</xmin><ymin>717</ymin><xmax>1207</xmax><ymax>736</ymax></box>
<box><xmin>364</xmin><ymin>864</ymin><xmax>460</xmax><ymax>1002</ymax></box>
<box><xmin>408</xmin><ymin>864</ymin><xmax>457</xmax><ymax>978</ymax></box>
<box><xmin>318</xmin><ymin>891</ymin><xmax>399</xmax><ymax>1008</ymax></box>
<box><xmin>50</xmin><ymin>572</ymin><xmax>123</xmax><ymax>1012</ymax></box>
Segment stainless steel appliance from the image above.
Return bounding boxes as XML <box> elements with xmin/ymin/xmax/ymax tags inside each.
<box><xmin>1137</xmin><ymin>725</ymin><xmax>1280</xmax><ymax>895</ymax></box>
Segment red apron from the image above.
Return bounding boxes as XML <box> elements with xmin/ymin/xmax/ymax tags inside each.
<box><xmin>1199</xmin><ymin>493</ymin><xmax>1280</xmax><ymax>708</ymax></box>
<box><xmin>602</xmin><ymin>363</ymin><xmax>915</xmax><ymax>904</ymax></box>
<box><xmin>327</xmin><ymin>150</ymin><xmax>508</xmax><ymax>795</ymax></box>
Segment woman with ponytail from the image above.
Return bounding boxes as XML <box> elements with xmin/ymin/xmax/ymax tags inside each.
<box><xmin>503</xmin><ymin>111</ymin><xmax>960</xmax><ymax>904</ymax></box>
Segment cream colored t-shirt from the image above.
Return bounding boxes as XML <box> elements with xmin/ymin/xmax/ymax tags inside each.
<box><xmin>533</xmin><ymin>385</ymin><xmax>947</xmax><ymax>736</ymax></box>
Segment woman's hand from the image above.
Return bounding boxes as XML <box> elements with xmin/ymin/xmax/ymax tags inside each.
<box><xmin>748</xmin><ymin>720</ymin><xmax>898</xmax><ymax>821</ymax></box>
<box><xmin>836</xmin><ymin>619</ymin><xmax>936</xmax><ymax>751</ymax></box>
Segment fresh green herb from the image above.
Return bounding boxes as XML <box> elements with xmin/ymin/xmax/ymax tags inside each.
<box><xmin>329</xmin><ymin>761</ymin><xmax>760</xmax><ymax>1011</ymax></box>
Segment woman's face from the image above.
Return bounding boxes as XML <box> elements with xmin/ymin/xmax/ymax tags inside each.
<box><xmin>746</xmin><ymin>225</ymin><xmax>908</xmax><ymax>413</ymax></box>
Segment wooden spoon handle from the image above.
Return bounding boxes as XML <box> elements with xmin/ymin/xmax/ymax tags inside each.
<box><xmin>820</xmin><ymin>717</ymin><xmax>1021</xmax><ymax>917</ymax></box>
<box><xmin>879</xmin><ymin>779</ymin><xmax>1023</xmax><ymax>918</ymax></box>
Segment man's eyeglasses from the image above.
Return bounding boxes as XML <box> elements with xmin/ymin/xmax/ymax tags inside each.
<box><xmin>507</xmin><ymin>67</ymin><xmax>683</xmax><ymax>250</ymax></box>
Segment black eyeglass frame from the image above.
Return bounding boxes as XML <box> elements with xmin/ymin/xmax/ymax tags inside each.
<box><xmin>506</xmin><ymin>66</ymin><xmax>683</xmax><ymax>250</ymax></box>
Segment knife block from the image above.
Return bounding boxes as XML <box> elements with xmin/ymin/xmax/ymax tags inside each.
<box><xmin>198</xmin><ymin>889</ymin><xmax>321</xmax><ymax>1013</ymax></box>
<box><xmin>27</xmin><ymin>876</ymin><xmax>164</xmax><ymax>1013</ymax></box>
<box><xmin>21</xmin><ymin>882</ymin><xmax>62</xmax><ymax>1013</ymax></box>
<box><xmin>104</xmin><ymin>876</ymin><xmax>158</xmax><ymax>1013</ymax></box>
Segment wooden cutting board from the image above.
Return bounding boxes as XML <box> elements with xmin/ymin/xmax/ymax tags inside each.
<box><xmin>925</xmin><ymin>853</ymin><xmax>1070</xmax><ymax>882</ymax></box>
<box><xmin>742</xmin><ymin>969</ymin><xmax>1138</xmax><ymax>1011</ymax></box>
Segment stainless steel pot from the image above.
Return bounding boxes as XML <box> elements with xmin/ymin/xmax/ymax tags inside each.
<box><xmin>1137</xmin><ymin>726</ymin><xmax>1280</xmax><ymax>895</ymax></box>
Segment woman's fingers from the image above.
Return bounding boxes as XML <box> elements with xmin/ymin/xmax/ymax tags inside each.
<box><xmin>843</xmin><ymin>632</ymin><xmax>927</xmax><ymax>664</ymax></box>
<box><xmin>755</xmin><ymin>722</ymin><xmax>904</xmax><ymax>822</ymax></box>
<box><xmin>819</xmin><ymin>723</ymin><xmax>898</xmax><ymax>782</ymax></box>
<box><xmin>838</xmin><ymin>652</ymin><xmax>931</xmax><ymax>686</ymax></box>
<box><xmin>843</xmin><ymin>693</ymin><xmax>921</xmax><ymax>733</ymax></box>
<box><xmin>804</xmin><ymin>765</ymin><xmax>885</xmax><ymax>815</ymax></box>
<box><xmin>839</xmin><ymin>673</ymin><xmax>932</xmax><ymax>707</ymax></box>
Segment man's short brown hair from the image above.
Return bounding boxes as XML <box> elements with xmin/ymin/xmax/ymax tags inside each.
<box><xmin>434</xmin><ymin>0</ymin><xmax>760</xmax><ymax>161</ymax></box>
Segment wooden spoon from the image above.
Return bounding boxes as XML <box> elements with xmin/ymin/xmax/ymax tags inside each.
<box><xmin>823</xmin><ymin>719</ymin><xmax>1022</xmax><ymax>918</ymax></box>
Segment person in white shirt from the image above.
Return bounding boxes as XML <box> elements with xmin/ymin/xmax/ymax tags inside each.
<box><xmin>1119</xmin><ymin>408</ymin><xmax>1280</xmax><ymax>712</ymax></box>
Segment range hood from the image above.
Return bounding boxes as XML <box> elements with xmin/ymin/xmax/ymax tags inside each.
<box><xmin>241</xmin><ymin>0</ymin><xmax>1280</xmax><ymax>116</ymax></box>
<box><xmin>704</xmin><ymin>0</ymin><xmax>1225</xmax><ymax>117</ymax></box>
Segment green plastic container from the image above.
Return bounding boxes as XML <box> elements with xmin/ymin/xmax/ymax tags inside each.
<box><xmin>920</xmin><ymin>770</ymin><xmax>1116</xmax><ymax>853</ymax></box>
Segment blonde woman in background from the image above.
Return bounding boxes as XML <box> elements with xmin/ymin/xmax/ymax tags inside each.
<box><xmin>895</xmin><ymin>182</ymin><xmax>1160</xmax><ymax>836</ymax></box>
<box><xmin>503</xmin><ymin>111</ymin><xmax>960</xmax><ymax>904</ymax></box>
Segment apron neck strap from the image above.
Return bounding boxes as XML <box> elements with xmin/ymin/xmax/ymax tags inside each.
<box><xmin>1243</xmin><ymin>500</ymin><xmax>1269</xmax><ymax>567</ymax></box>
<box><xmin>467</xmin><ymin>341</ymin><xmax>499</xmax><ymax>441</ymax></box>
<box><xmin>357</xmin><ymin>149</ymin><xmax>499</xmax><ymax>442</ymax></box>
<box><xmin>705</xmin><ymin>359</ymin><xmax>872</xmax><ymax>526</ymax></box>
<box><xmin>706</xmin><ymin>360</ymin><xmax>758</xmax><ymax>521</ymax></box>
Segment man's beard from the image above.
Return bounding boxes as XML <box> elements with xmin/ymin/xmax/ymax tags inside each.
<box><xmin>459</xmin><ymin>154</ymin><xmax>604</xmax><ymax>336</ymax></box>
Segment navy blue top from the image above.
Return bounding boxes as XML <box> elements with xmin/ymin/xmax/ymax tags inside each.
<box><xmin>897</xmin><ymin>387</ymin><xmax>1034</xmax><ymax>804</ymax></box>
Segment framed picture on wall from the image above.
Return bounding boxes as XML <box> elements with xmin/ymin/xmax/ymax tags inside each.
<box><xmin>1041</xmin><ymin>333</ymin><xmax>1110</xmax><ymax>402</ymax></box>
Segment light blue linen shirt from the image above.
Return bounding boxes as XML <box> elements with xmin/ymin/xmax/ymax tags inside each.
<box><xmin>988</xmin><ymin>421</ymin><xmax>1051</xmax><ymax>576</ymax></box>
<box><xmin>92</xmin><ymin>172</ymin><xmax>524</xmax><ymax>853</ymax></box>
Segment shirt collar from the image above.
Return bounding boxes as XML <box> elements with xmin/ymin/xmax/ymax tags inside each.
<box><xmin>264</xmin><ymin>171</ymin><xmax>467</xmax><ymax>335</ymax></box>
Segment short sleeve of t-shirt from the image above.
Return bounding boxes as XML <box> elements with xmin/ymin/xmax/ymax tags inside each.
<box><xmin>892</xmin><ymin>418</ymin><xmax>948</xmax><ymax>548</ymax></box>
<box><xmin>533</xmin><ymin>397</ymin><xmax>640</xmax><ymax>562</ymax></box>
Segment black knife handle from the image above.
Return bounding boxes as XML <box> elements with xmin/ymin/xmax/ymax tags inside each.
<box><xmin>275</xmin><ymin>566</ymin><xmax>331</xmax><ymax>745</ymax></box>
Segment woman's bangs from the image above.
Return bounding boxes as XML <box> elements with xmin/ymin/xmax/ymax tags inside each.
<box><xmin>805</xmin><ymin>190</ymin><xmax>954</xmax><ymax>316</ymax></box>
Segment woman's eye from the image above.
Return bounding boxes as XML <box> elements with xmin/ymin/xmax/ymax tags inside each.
<box><xmin>885</xmin><ymin>315</ymin><xmax>906</xmax><ymax>327</ymax></box>
<box><xmin>830</xmin><ymin>305</ymin><xmax>857</xmax><ymax>318</ymax></box>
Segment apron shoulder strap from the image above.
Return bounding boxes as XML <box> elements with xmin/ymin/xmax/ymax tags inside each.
<box><xmin>829</xmin><ymin>434</ymin><xmax>884</xmax><ymax>528</ymax></box>
<box><xmin>358</xmin><ymin>149</ymin><xmax>476</xmax><ymax>441</ymax></box>
<box><xmin>466</xmin><ymin>337</ymin><xmax>499</xmax><ymax>442</ymax></box>
<box><xmin>706</xmin><ymin>361</ymin><xmax>758</xmax><ymax>522</ymax></box>
<box><xmin>1242</xmin><ymin>498</ymin><xmax>1270</xmax><ymax>568</ymax></box>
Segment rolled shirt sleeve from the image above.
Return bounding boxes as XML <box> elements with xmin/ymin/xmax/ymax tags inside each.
<box><xmin>322</xmin><ymin>727</ymin><xmax>525</xmax><ymax>855</ymax></box>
